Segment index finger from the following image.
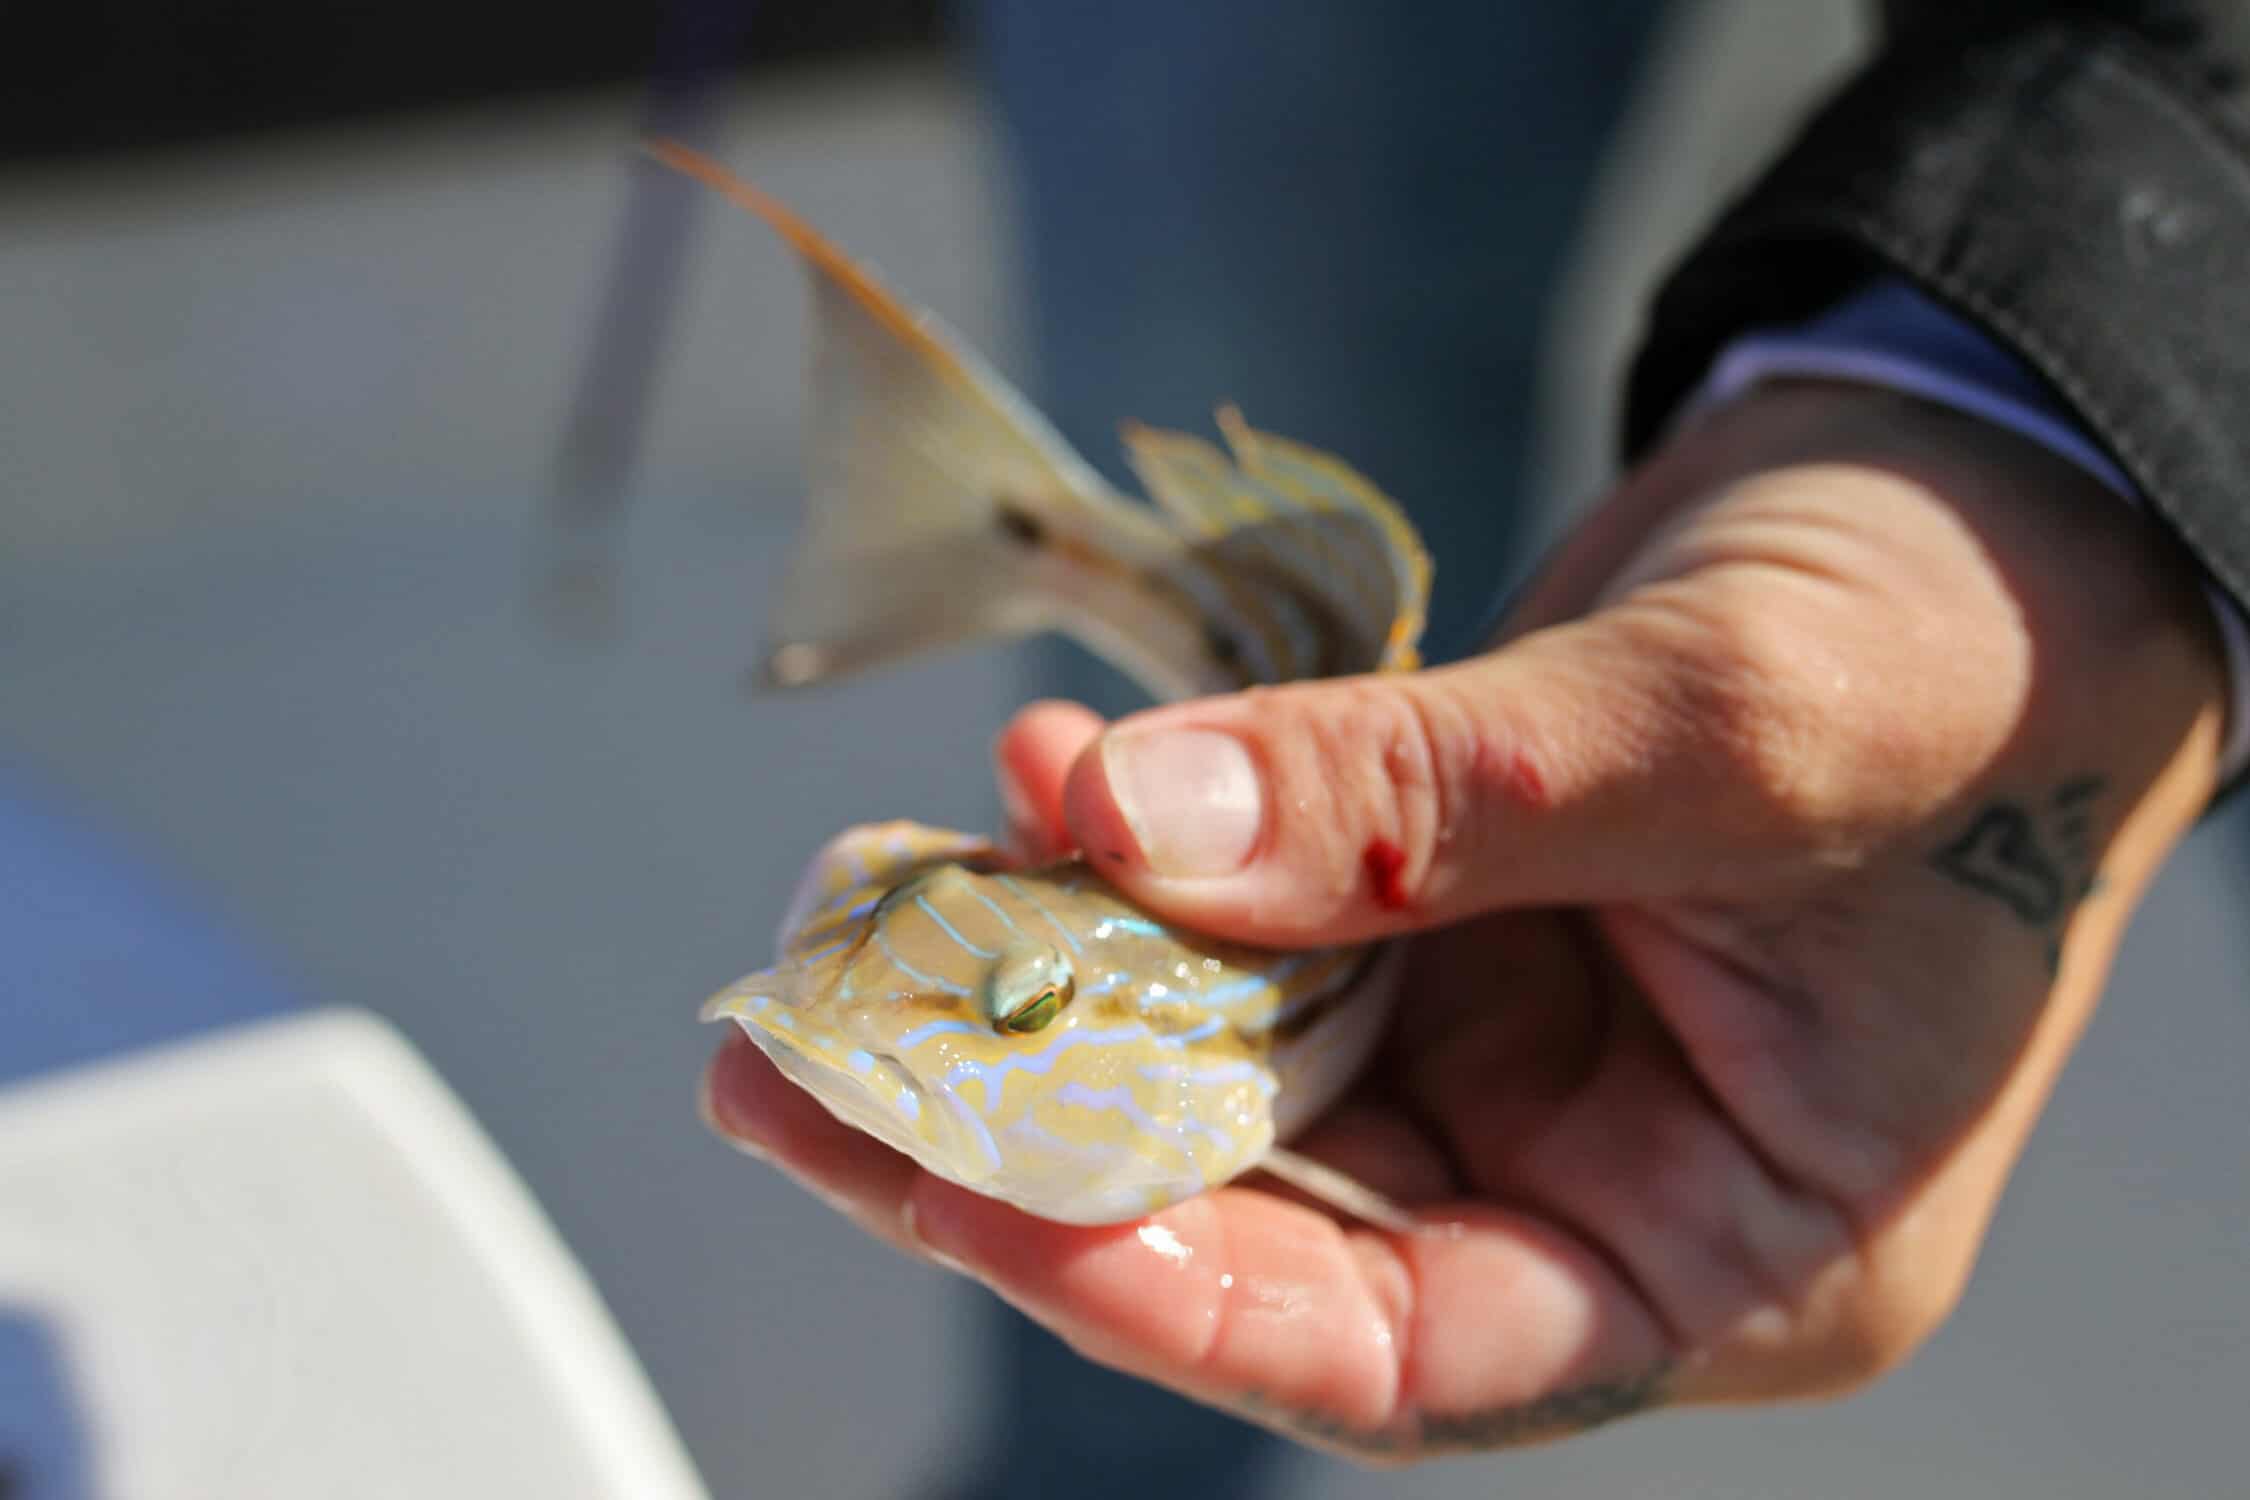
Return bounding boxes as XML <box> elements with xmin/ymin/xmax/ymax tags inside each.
<box><xmin>707</xmin><ymin>1028</ymin><xmax>1674</xmax><ymax>1460</ymax></box>
<box><xmin>994</xmin><ymin>698</ymin><xmax>1107</xmax><ymax>861</ymax></box>
<box><xmin>902</xmin><ymin>1173</ymin><xmax>1675</xmax><ymax>1461</ymax></box>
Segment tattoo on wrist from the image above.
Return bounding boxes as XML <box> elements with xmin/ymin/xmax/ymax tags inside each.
<box><xmin>1240</xmin><ymin>1362</ymin><xmax>1672</xmax><ymax>1459</ymax></box>
<box><xmin>1929</xmin><ymin>774</ymin><xmax>2107</xmax><ymax>972</ymax></box>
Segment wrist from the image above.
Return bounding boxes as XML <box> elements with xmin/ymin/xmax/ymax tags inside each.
<box><xmin>1528</xmin><ymin>379</ymin><xmax>2225</xmax><ymax>830</ymax></box>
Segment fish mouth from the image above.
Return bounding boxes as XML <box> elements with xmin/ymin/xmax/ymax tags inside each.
<box><xmin>714</xmin><ymin>1008</ymin><xmax>991</xmax><ymax>1186</ymax></box>
<box><xmin>702</xmin><ymin>968</ymin><xmax>998</xmax><ymax>1187</ymax></box>
<box><xmin>758</xmin><ymin>1028</ymin><xmax>921</xmax><ymax>1152</ymax></box>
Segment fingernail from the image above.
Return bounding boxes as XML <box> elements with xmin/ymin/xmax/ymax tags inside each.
<box><xmin>895</xmin><ymin>1187</ymin><xmax>985</xmax><ymax>1277</ymax></box>
<box><xmin>1101</xmin><ymin>728</ymin><xmax>1263</xmax><ymax>877</ymax></box>
<box><xmin>996</xmin><ymin>762</ymin><xmax>1038</xmax><ymax>836</ymax></box>
<box><xmin>995</xmin><ymin>763</ymin><xmax>1054</xmax><ymax>863</ymax></box>
<box><xmin>901</xmin><ymin>1194</ymin><xmax>975</xmax><ymax>1276</ymax></box>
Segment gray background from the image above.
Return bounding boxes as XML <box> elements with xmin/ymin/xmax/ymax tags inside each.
<box><xmin>6</xmin><ymin>23</ymin><xmax>2247</xmax><ymax>1500</ymax></box>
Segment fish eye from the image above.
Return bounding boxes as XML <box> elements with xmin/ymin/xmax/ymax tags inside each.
<box><xmin>986</xmin><ymin>945</ymin><xmax>1074</xmax><ymax>1034</ymax></box>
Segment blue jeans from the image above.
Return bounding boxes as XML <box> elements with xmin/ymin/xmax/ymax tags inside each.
<box><xmin>952</xmin><ymin>2</ymin><xmax>1669</xmax><ymax>1493</ymax></box>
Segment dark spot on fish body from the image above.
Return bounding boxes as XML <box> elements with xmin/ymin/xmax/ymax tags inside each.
<box><xmin>1363</xmin><ymin>838</ymin><xmax>1409</xmax><ymax>911</ymax></box>
<box><xmin>994</xmin><ymin>499</ymin><xmax>1045</xmax><ymax>546</ymax></box>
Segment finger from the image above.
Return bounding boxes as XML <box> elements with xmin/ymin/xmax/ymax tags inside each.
<box><xmin>993</xmin><ymin>699</ymin><xmax>1107</xmax><ymax>860</ymax></box>
<box><xmin>710</xmin><ymin>1034</ymin><xmax>1679</xmax><ymax>1455</ymax></box>
<box><xmin>1059</xmin><ymin>592</ymin><xmax>1883</xmax><ymax>946</ymax></box>
<box><xmin>905</xmin><ymin>1181</ymin><xmax>1675</xmax><ymax>1459</ymax></box>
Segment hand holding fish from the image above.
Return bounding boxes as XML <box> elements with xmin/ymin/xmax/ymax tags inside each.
<box><xmin>663</xmin><ymin>145</ymin><xmax>2224</xmax><ymax>1458</ymax></box>
<box><xmin>708</xmin><ymin>381</ymin><xmax>2223</xmax><ymax>1458</ymax></box>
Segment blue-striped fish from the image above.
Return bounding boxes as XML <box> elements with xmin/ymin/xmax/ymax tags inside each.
<box><xmin>658</xmin><ymin>141</ymin><xmax>1432</xmax><ymax>1226</ymax></box>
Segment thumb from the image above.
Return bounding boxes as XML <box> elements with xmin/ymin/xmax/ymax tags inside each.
<box><xmin>1060</xmin><ymin>606</ymin><xmax>1838</xmax><ymax>946</ymax></box>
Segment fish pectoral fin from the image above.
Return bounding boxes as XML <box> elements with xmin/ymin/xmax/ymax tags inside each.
<box><xmin>701</xmin><ymin>974</ymin><xmax>779</xmax><ymax>1024</ymax></box>
<box><xmin>1254</xmin><ymin>1148</ymin><xmax>1420</xmax><ymax>1235</ymax></box>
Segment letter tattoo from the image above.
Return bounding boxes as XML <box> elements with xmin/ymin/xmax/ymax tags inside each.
<box><xmin>1930</xmin><ymin>775</ymin><xmax>2107</xmax><ymax>972</ymax></box>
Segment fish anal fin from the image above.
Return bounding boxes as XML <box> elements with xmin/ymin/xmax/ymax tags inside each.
<box><xmin>1255</xmin><ymin>1148</ymin><xmax>1421</xmax><ymax>1235</ymax></box>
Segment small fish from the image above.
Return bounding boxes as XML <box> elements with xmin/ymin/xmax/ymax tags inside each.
<box><xmin>658</xmin><ymin>141</ymin><xmax>1433</xmax><ymax>1227</ymax></box>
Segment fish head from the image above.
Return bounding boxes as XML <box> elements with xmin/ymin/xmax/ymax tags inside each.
<box><xmin>705</xmin><ymin>861</ymin><xmax>1282</xmax><ymax>1224</ymax></box>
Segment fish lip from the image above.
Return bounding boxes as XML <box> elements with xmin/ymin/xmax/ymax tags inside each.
<box><xmin>700</xmin><ymin>973</ymin><xmax>776</xmax><ymax>1025</ymax></box>
<box><xmin>723</xmin><ymin>1013</ymin><xmax>986</xmax><ymax>1183</ymax></box>
<box><xmin>700</xmin><ymin>959</ymin><xmax>815</xmax><ymax>1025</ymax></box>
<box><xmin>701</xmin><ymin>969</ymin><xmax>1002</xmax><ymax>1190</ymax></box>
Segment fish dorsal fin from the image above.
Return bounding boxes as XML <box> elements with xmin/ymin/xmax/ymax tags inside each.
<box><xmin>1125</xmin><ymin>410</ymin><xmax>1431</xmax><ymax>677</ymax></box>
<box><xmin>1120</xmin><ymin>422</ymin><xmax>1268</xmax><ymax>537</ymax></box>
<box><xmin>770</xmin><ymin>821</ymin><xmax>997</xmax><ymax>962</ymax></box>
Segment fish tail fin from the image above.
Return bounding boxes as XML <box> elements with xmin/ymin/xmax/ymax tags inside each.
<box><xmin>645</xmin><ymin>140</ymin><xmax>1198</xmax><ymax>694</ymax></box>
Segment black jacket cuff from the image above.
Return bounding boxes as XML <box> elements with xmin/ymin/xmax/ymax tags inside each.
<box><xmin>1625</xmin><ymin>16</ymin><xmax>2250</xmax><ymax>634</ymax></box>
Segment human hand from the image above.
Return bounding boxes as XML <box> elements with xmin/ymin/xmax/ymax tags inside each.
<box><xmin>704</xmin><ymin>381</ymin><xmax>2225</xmax><ymax>1460</ymax></box>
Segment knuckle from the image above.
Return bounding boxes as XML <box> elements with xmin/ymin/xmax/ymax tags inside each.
<box><xmin>1276</xmin><ymin>678</ymin><xmax>1484</xmax><ymax>911</ymax></box>
<box><xmin>1665</xmin><ymin>597</ymin><xmax>1859</xmax><ymax>835</ymax></box>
